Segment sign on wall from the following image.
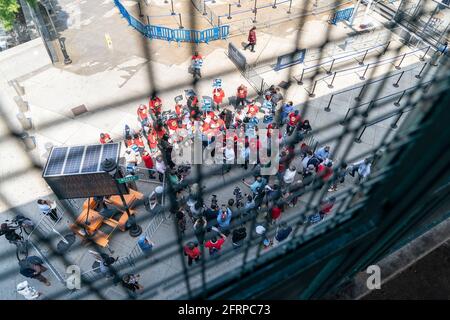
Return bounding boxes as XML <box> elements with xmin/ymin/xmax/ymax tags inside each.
<box><xmin>274</xmin><ymin>49</ymin><xmax>306</xmax><ymax>71</ymax></box>
<box><xmin>228</xmin><ymin>43</ymin><xmax>247</xmax><ymax>72</ymax></box>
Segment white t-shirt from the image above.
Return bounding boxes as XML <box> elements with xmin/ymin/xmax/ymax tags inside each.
<box><xmin>283</xmin><ymin>169</ymin><xmax>296</xmax><ymax>184</ymax></box>
<box><xmin>224</xmin><ymin>147</ymin><xmax>235</xmax><ymax>163</ymax></box>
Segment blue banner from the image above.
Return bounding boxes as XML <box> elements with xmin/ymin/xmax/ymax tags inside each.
<box><xmin>330</xmin><ymin>7</ymin><xmax>354</xmax><ymax>25</ymax></box>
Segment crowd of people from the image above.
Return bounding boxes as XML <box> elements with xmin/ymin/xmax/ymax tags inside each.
<box><xmin>97</xmin><ymin>79</ymin><xmax>373</xmax><ymax>267</ymax></box>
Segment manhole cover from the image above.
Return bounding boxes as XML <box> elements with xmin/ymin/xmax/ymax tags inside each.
<box><xmin>71</xmin><ymin>104</ymin><xmax>88</xmax><ymax>117</ymax></box>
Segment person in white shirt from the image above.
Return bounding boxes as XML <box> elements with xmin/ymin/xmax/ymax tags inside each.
<box><xmin>155</xmin><ymin>156</ymin><xmax>166</xmax><ymax>182</ymax></box>
<box><xmin>350</xmin><ymin>158</ymin><xmax>372</xmax><ymax>182</ymax></box>
<box><xmin>37</xmin><ymin>199</ymin><xmax>59</xmax><ymax>222</ymax></box>
<box><xmin>223</xmin><ymin>144</ymin><xmax>235</xmax><ymax>173</ymax></box>
<box><xmin>283</xmin><ymin>165</ymin><xmax>297</xmax><ymax>185</ymax></box>
<box><xmin>16</xmin><ymin>281</ymin><xmax>41</xmax><ymax>300</ymax></box>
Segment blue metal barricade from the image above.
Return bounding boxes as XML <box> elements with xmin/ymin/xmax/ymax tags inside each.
<box><xmin>114</xmin><ymin>0</ymin><xmax>229</xmax><ymax>43</ymax></box>
<box><xmin>330</xmin><ymin>7</ymin><xmax>354</xmax><ymax>25</ymax></box>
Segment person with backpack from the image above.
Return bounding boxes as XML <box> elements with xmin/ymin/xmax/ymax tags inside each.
<box><xmin>205</xmin><ymin>228</ymin><xmax>227</xmax><ymax>257</ymax></box>
<box><xmin>232</xmin><ymin>225</ymin><xmax>247</xmax><ymax>249</ymax></box>
<box><xmin>19</xmin><ymin>256</ymin><xmax>51</xmax><ymax>286</ymax></box>
<box><xmin>184</xmin><ymin>242</ymin><xmax>201</xmax><ymax>266</ymax></box>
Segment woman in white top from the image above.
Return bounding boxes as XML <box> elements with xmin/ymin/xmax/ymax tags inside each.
<box><xmin>155</xmin><ymin>156</ymin><xmax>166</xmax><ymax>182</ymax></box>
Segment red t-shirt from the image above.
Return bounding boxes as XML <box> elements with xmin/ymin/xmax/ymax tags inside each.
<box><xmin>317</xmin><ymin>164</ymin><xmax>333</xmax><ymax>181</ymax></box>
<box><xmin>137</xmin><ymin>107</ymin><xmax>148</xmax><ymax>121</ymax></box>
<box><xmin>271</xmin><ymin>207</ymin><xmax>282</xmax><ymax>220</ymax></box>
<box><xmin>288</xmin><ymin>113</ymin><xmax>301</xmax><ymax>126</ymax></box>
<box><xmin>213</xmin><ymin>88</ymin><xmax>225</xmax><ymax>104</ymax></box>
<box><xmin>149</xmin><ymin>97</ymin><xmax>162</xmax><ymax>112</ymax></box>
<box><xmin>184</xmin><ymin>246</ymin><xmax>201</xmax><ymax>259</ymax></box>
<box><xmin>321</xmin><ymin>203</ymin><xmax>334</xmax><ymax>214</ymax></box>
<box><xmin>167</xmin><ymin>119</ymin><xmax>178</xmax><ymax>131</ymax></box>
<box><xmin>142</xmin><ymin>154</ymin><xmax>154</xmax><ymax>169</ymax></box>
<box><xmin>99</xmin><ymin>134</ymin><xmax>111</xmax><ymax>144</ymax></box>
<box><xmin>205</xmin><ymin>238</ymin><xmax>225</xmax><ymax>251</ymax></box>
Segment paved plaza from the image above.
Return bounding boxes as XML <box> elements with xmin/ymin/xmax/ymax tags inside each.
<box><xmin>0</xmin><ymin>0</ymin><xmax>443</xmax><ymax>299</ymax></box>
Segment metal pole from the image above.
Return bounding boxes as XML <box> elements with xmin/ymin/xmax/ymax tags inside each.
<box><xmin>138</xmin><ymin>2</ymin><xmax>144</xmax><ymax>18</ymax></box>
<box><xmin>309</xmin><ymin>80</ymin><xmax>318</xmax><ymax>97</ymax></box>
<box><xmin>360</xmin><ymin>64</ymin><xmax>370</xmax><ymax>80</ymax></box>
<box><xmin>363</xmin><ymin>100</ymin><xmax>374</xmax><ymax>117</ymax></box>
<box><xmin>393</xmin><ymin>71</ymin><xmax>404</xmax><ymax>87</ymax></box>
<box><xmin>393</xmin><ymin>90</ymin><xmax>406</xmax><ymax>107</ymax></box>
<box><xmin>287</xmin><ymin>0</ymin><xmax>292</xmax><ymax>14</ymax></box>
<box><xmin>228</xmin><ymin>4</ymin><xmax>232</xmax><ymax>19</ymax></box>
<box><xmin>415</xmin><ymin>63</ymin><xmax>427</xmax><ymax>79</ymax></box>
<box><xmin>179</xmin><ymin>13</ymin><xmax>184</xmax><ymax>29</ymax></box>
<box><xmin>349</xmin><ymin>0</ymin><xmax>361</xmax><ymax>27</ymax></box>
<box><xmin>390</xmin><ymin>112</ymin><xmax>403</xmax><ymax>129</ymax></box>
<box><xmin>420</xmin><ymin>46</ymin><xmax>431</xmax><ymax>61</ymax></box>
<box><xmin>327</xmin><ymin>59</ymin><xmax>335</xmax><ymax>74</ymax></box>
<box><xmin>325</xmin><ymin>94</ymin><xmax>334</xmax><ymax>112</ymax></box>
<box><xmin>341</xmin><ymin>108</ymin><xmax>352</xmax><ymax>125</ymax></box>
<box><xmin>297</xmin><ymin>69</ymin><xmax>305</xmax><ymax>85</ymax></box>
<box><xmin>237</xmin><ymin>0</ymin><xmax>241</xmax><ymax>7</ymax></box>
<box><xmin>273</xmin><ymin>0</ymin><xmax>277</xmax><ymax>8</ymax></box>
<box><xmin>359</xmin><ymin>49</ymin><xmax>368</xmax><ymax>65</ymax></box>
<box><xmin>171</xmin><ymin>0</ymin><xmax>175</xmax><ymax>15</ymax></box>
<box><xmin>354</xmin><ymin>126</ymin><xmax>366</xmax><ymax>143</ymax></box>
<box><xmin>253</xmin><ymin>0</ymin><xmax>257</xmax><ymax>13</ymax></box>
<box><xmin>382</xmin><ymin>41</ymin><xmax>391</xmax><ymax>55</ymax></box>
<box><xmin>147</xmin><ymin>15</ymin><xmax>150</xmax><ymax>25</ymax></box>
<box><xmin>328</xmin><ymin>72</ymin><xmax>337</xmax><ymax>89</ymax></box>
<box><xmin>355</xmin><ymin>83</ymin><xmax>366</xmax><ymax>101</ymax></box>
<box><xmin>203</xmin><ymin>0</ymin><xmax>208</xmax><ymax>15</ymax></box>
<box><xmin>395</xmin><ymin>53</ymin><xmax>406</xmax><ymax>70</ymax></box>
<box><xmin>253</xmin><ymin>7</ymin><xmax>257</xmax><ymax>23</ymax></box>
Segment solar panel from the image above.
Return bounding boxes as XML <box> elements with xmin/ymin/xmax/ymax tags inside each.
<box><xmin>63</xmin><ymin>146</ymin><xmax>85</xmax><ymax>174</ymax></box>
<box><xmin>43</xmin><ymin>143</ymin><xmax>123</xmax><ymax>199</ymax></box>
<box><xmin>81</xmin><ymin>145</ymin><xmax>102</xmax><ymax>173</ymax></box>
<box><xmin>44</xmin><ymin>147</ymin><xmax>68</xmax><ymax>176</ymax></box>
<box><xmin>100</xmin><ymin>143</ymin><xmax>119</xmax><ymax>163</ymax></box>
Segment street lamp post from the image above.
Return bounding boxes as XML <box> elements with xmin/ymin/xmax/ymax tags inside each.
<box><xmin>101</xmin><ymin>158</ymin><xmax>142</xmax><ymax>237</ymax></box>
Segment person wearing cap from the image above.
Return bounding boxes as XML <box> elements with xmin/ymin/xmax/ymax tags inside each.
<box><xmin>184</xmin><ymin>242</ymin><xmax>201</xmax><ymax>266</ymax></box>
<box><xmin>99</xmin><ymin>133</ymin><xmax>113</xmax><ymax>144</ymax></box>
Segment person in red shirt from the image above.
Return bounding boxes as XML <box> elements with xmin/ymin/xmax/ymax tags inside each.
<box><xmin>99</xmin><ymin>133</ymin><xmax>113</xmax><ymax>144</ymax></box>
<box><xmin>146</xmin><ymin>129</ymin><xmax>158</xmax><ymax>153</ymax></box>
<box><xmin>184</xmin><ymin>242</ymin><xmax>201</xmax><ymax>266</ymax></box>
<box><xmin>204</xmin><ymin>230</ymin><xmax>227</xmax><ymax>257</ymax></box>
<box><xmin>236</xmin><ymin>84</ymin><xmax>248</xmax><ymax>109</ymax></box>
<box><xmin>133</xmin><ymin>133</ymin><xmax>145</xmax><ymax>154</ymax></box>
<box><xmin>137</xmin><ymin>104</ymin><xmax>149</xmax><ymax>125</ymax></box>
<box><xmin>244</xmin><ymin>26</ymin><xmax>256</xmax><ymax>52</ymax></box>
<box><xmin>167</xmin><ymin>118</ymin><xmax>179</xmax><ymax>132</ymax></box>
<box><xmin>286</xmin><ymin>110</ymin><xmax>301</xmax><ymax>136</ymax></box>
<box><xmin>141</xmin><ymin>151</ymin><xmax>155</xmax><ymax>179</ymax></box>
<box><xmin>175</xmin><ymin>102</ymin><xmax>183</xmax><ymax>117</ymax></box>
<box><xmin>212</xmin><ymin>87</ymin><xmax>225</xmax><ymax>111</ymax></box>
<box><xmin>318</xmin><ymin>196</ymin><xmax>336</xmax><ymax>220</ymax></box>
<box><xmin>317</xmin><ymin>160</ymin><xmax>333</xmax><ymax>183</ymax></box>
<box><xmin>270</xmin><ymin>205</ymin><xmax>282</xmax><ymax>224</ymax></box>
<box><xmin>246</xmin><ymin>101</ymin><xmax>260</xmax><ymax>117</ymax></box>
<box><xmin>149</xmin><ymin>95</ymin><xmax>162</xmax><ymax>116</ymax></box>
